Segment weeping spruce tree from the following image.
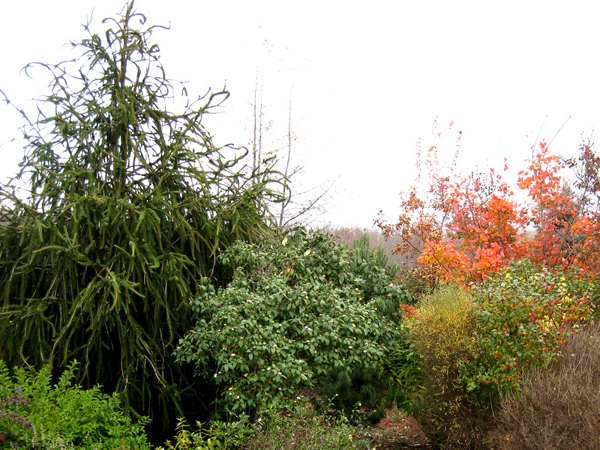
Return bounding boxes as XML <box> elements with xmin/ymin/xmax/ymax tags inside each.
<box><xmin>0</xmin><ymin>2</ymin><xmax>282</xmax><ymax>437</ymax></box>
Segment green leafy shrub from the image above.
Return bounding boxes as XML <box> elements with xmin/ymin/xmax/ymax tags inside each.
<box><xmin>319</xmin><ymin>232</ymin><xmax>408</xmax><ymax>424</ymax></box>
<box><xmin>0</xmin><ymin>360</ymin><xmax>151</xmax><ymax>449</ymax></box>
<box><xmin>495</xmin><ymin>323</ymin><xmax>600</xmax><ymax>450</ymax></box>
<box><xmin>175</xmin><ymin>229</ymin><xmax>410</xmax><ymax>418</ymax></box>
<box><xmin>463</xmin><ymin>260</ymin><xmax>594</xmax><ymax>406</ymax></box>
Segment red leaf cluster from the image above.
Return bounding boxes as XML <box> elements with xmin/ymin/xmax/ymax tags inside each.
<box><xmin>379</xmin><ymin>135</ymin><xmax>600</xmax><ymax>282</ymax></box>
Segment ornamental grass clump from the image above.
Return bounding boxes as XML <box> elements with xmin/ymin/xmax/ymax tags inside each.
<box><xmin>495</xmin><ymin>323</ymin><xmax>600</xmax><ymax>450</ymax></box>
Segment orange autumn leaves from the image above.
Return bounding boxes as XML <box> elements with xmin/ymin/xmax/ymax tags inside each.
<box><xmin>420</xmin><ymin>172</ymin><xmax>527</xmax><ymax>281</ymax></box>
<box><xmin>382</xmin><ymin>140</ymin><xmax>600</xmax><ymax>283</ymax></box>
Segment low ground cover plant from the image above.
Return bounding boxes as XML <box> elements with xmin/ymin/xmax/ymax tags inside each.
<box><xmin>0</xmin><ymin>360</ymin><xmax>151</xmax><ymax>449</ymax></box>
<box><xmin>244</xmin><ymin>400</ymin><xmax>372</xmax><ymax>450</ymax></box>
<box><xmin>158</xmin><ymin>418</ymin><xmax>224</xmax><ymax>450</ymax></box>
<box><xmin>157</xmin><ymin>396</ymin><xmax>373</xmax><ymax>450</ymax></box>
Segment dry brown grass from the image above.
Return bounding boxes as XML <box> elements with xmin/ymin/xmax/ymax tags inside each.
<box><xmin>494</xmin><ymin>324</ymin><xmax>600</xmax><ymax>450</ymax></box>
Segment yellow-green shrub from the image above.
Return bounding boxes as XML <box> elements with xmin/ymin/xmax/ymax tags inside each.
<box><xmin>405</xmin><ymin>283</ymin><xmax>489</xmax><ymax>448</ymax></box>
<box><xmin>408</xmin><ymin>283</ymin><xmax>476</xmax><ymax>380</ymax></box>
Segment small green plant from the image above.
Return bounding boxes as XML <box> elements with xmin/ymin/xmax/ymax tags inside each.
<box><xmin>159</xmin><ymin>418</ymin><xmax>221</xmax><ymax>450</ymax></box>
<box><xmin>205</xmin><ymin>413</ymin><xmax>253</xmax><ymax>449</ymax></box>
<box><xmin>245</xmin><ymin>399</ymin><xmax>372</xmax><ymax>450</ymax></box>
<box><xmin>0</xmin><ymin>360</ymin><xmax>151</xmax><ymax>449</ymax></box>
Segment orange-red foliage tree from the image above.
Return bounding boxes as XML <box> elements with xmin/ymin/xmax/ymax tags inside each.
<box><xmin>378</xmin><ymin>134</ymin><xmax>600</xmax><ymax>283</ymax></box>
<box><xmin>418</xmin><ymin>168</ymin><xmax>529</xmax><ymax>282</ymax></box>
<box><xmin>561</xmin><ymin>139</ymin><xmax>600</xmax><ymax>272</ymax></box>
<box><xmin>376</xmin><ymin>119</ymin><xmax>461</xmax><ymax>287</ymax></box>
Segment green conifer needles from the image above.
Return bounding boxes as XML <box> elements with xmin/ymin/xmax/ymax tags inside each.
<box><xmin>0</xmin><ymin>2</ymin><xmax>282</xmax><ymax>431</ymax></box>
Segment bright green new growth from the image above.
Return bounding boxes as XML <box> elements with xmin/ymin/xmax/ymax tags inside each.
<box><xmin>0</xmin><ymin>2</ymin><xmax>282</xmax><ymax>433</ymax></box>
<box><xmin>0</xmin><ymin>360</ymin><xmax>151</xmax><ymax>449</ymax></box>
<box><xmin>158</xmin><ymin>418</ymin><xmax>222</xmax><ymax>450</ymax></box>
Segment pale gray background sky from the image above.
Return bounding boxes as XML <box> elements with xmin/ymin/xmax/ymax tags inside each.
<box><xmin>1</xmin><ymin>1</ymin><xmax>599</xmax><ymax>228</ymax></box>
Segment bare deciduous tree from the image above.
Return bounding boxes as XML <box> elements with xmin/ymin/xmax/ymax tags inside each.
<box><xmin>247</xmin><ymin>75</ymin><xmax>333</xmax><ymax>231</ymax></box>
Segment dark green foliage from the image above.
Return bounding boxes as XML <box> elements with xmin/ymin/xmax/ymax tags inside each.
<box><xmin>317</xmin><ymin>232</ymin><xmax>406</xmax><ymax>424</ymax></box>
<box><xmin>0</xmin><ymin>2</ymin><xmax>281</xmax><ymax>438</ymax></box>
<box><xmin>175</xmin><ymin>229</ymin><xmax>411</xmax><ymax>417</ymax></box>
<box><xmin>379</xmin><ymin>329</ymin><xmax>424</xmax><ymax>415</ymax></box>
<box><xmin>321</xmin><ymin>365</ymin><xmax>388</xmax><ymax>424</ymax></box>
<box><xmin>0</xmin><ymin>360</ymin><xmax>151</xmax><ymax>449</ymax></box>
<box><xmin>351</xmin><ymin>232</ymin><xmax>398</xmax><ymax>272</ymax></box>
<box><xmin>350</xmin><ymin>233</ymin><xmax>405</xmax><ymax>308</ymax></box>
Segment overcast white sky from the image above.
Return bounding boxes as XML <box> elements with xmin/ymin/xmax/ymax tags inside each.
<box><xmin>1</xmin><ymin>1</ymin><xmax>599</xmax><ymax>228</ymax></box>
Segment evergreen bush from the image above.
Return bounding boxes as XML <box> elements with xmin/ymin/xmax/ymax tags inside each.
<box><xmin>175</xmin><ymin>229</ymin><xmax>411</xmax><ymax>419</ymax></box>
